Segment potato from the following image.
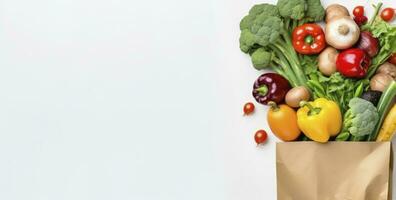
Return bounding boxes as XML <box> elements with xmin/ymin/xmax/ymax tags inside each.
<box><xmin>377</xmin><ymin>62</ymin><xmax>396</xmax><ymax>79</ymax></box>
<box><xmin>285</xmin><ymin>86</ymin><xmax>311</xmax><ymax>108</ymax></box>
<box><xmin>370</xmin><ymin>73</ymin><xmax>394</xmax><ymax>92</ymax></box>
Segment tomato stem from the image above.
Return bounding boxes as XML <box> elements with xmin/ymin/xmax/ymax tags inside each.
<box><xmin>304</xmin><ymin>35</ymin><xmax>314</xmax><ymax>44</ymax></box>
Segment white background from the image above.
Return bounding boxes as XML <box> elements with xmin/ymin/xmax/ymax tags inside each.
<box><xmin>0</xmin><ymin>0</ymin><xmax>395</xmax><ymax>199</ymax></box>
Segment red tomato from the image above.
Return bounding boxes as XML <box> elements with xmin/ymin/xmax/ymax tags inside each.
<box><xmin>353</xmin><ymin>6</ymin><xmax>365</xmax><ymax>17</ymax></box>
<box><xmin>354</xmin><ymin>16</ymin><xmax>368</xmax><ymax>26</ymax></box>
<box><xmin>254</xmin><ymin>130</ymin><xmax>268</xmax><ymax>145</ymax></box>
<box><xmin>388</xmin><ymin>53</ymin><xmax>396</xmax><ymax>65</ymax></box>
<box><xmin>243</xmin><ymin>102</ymin><xmax>255</xmax><ymax>115</ymax></box>
<box><xmin>381</xmin><ymin>8</ymin><xmax>395</xmax><ymax>22</ymax></box>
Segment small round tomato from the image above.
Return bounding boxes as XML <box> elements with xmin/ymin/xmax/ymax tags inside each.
<box><xmin>381</xmin><ymin>8</ymin><xmax>395</xmax><ymax>22</ymax></box>
<box><xmin>388</xmin><ymin>53</ymin><xmax>396</xmax><ymax>65</ymax></box>
<box><xmin>353</xmin><ymin>6</ymin><xmax>365</xmax><ymax>17</ymax></box>
<box><xmin>354</xmin><ymin>16</ymin><xmax>368</xmax><ymax>26</ymax></box>
<box><xmin>243</xmin><ymin>102</ymin><xmax>255</xmax><ymax>115</ymax></box>
<box><xmin>254</xmin><ymin>130</ymin><xmax>268</xmax><ymax>145</ymax></box>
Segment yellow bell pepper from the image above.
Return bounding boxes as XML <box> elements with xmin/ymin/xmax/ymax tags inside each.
<box><xmin>297</xmin><ymin>98</ymin><xmax>342</xmax><ymax>143</ymax></box>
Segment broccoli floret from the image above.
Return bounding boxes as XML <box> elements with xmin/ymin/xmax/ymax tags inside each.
<box><xmin>342</xmin><ymin>98</ymin><xmax>379</xmax><ymax>137</ymax></box>
<box><xmin>251</xmin><ymin>48</ymin><xmax>273</xmax><ymax>70</ymax></box>
<box><xmin>276</xmin><ymin>0</ymin><xmax>306</xmax><ymax>20</ymax></box>
<box><xmin>252</xmin><ymin>16</ymin><xmax>283</xmax><ymax>47</ymax></box>
<box><xmin>239</xmin><ymin>4</ymin><xmax>281</xmax><ymax>52</ymax></box>
<box><xmin>305</xmin><ymin>0</ymin><xmax>325</xmax><ymax>22</ymax></box>
<box><xmin>239</xmin><ymin>29</ymin><xmax>256</xmax><ymax>53</ymax></box>
<box><xmin>240</xmin><ymin>4</ymin><xmax>280</xmax><ymax>30</ymax></box>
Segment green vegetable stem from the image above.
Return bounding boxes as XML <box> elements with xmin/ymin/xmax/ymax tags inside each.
<box><xmin>368</xmin><ymin>81</ymin><xmax>396</xmax><ymax>141</ymax></box>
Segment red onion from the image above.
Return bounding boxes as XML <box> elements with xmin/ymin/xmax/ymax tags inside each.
<box><xmin>356</xmin><ymin>31</ymin><xmax>379</xmax><ymax>57</ymax></box>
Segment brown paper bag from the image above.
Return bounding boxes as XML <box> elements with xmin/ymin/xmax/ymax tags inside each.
<box><xmin>276</xmin><ymin>142</ymin><xmax>393</xmax><ymax>200</ymax></box>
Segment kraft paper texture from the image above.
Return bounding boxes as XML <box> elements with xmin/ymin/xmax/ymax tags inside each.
<box><xmin>276</xmin><ymin>142</ymin><xmax>393</xmax><ymax>200</ymax></box>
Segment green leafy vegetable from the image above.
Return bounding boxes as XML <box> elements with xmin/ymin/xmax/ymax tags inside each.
<box><xmin>362</xmin><ymin>3</ymin><xmax>396</xmax><ymax>77</ymax></box>
<box><xmin>301</xmin><ymin>55</ymin><xmax>369</xmax><ymax>113</ymax></box>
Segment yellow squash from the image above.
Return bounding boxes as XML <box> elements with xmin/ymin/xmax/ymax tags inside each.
<box><xmin>297</xmin><ymin>98</ymin><xmax>342</xmax><ymax>143</ymax></box>
<box><xmin>376</xmin><ymin>104</ymin><xmax>396</xmax><ymax>141</ymax></box>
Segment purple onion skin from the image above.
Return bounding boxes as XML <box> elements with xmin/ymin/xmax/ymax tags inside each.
<box><xmin>252</xmin><ymin>73</ymin><xmax>291</xmax><ymax>105</ymax></box>
<box><xmin>356</xmin><ymin>31</ymin><xmax>379</xmax><ymax>57</ymax></box>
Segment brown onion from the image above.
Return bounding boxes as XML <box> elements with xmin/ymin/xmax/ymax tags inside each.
<box><xmin>356</xmin><ymin>31</ymin><xmax>379</xmax><ymax>57</ymax></box>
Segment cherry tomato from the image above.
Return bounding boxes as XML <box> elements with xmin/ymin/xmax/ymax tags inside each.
<box><xmin>354</xmin><ymin>16</ymin><xmax>368</xmax><ymax>26</ymax></box>
<box><xmin>243</xmin><ymin>102</ymin><xmax>255</xmax><ymax>115</ymax></box>
<box><xmin>388</xmin><ymin>53</ymin><xmax>396</xmax><ymax>65</ymax></box>
<box><xmin>381</xmin><ymin>8</ymin><xmax>395</xmax><ymax>22</ymax></box>
<box><xmin>254</xmin><ymin>130</ymin><xmax>268</xmax><ymax>145</ymax></box>
<box><xmin>353</xmin><ymin>6</ymin><xmax>365</xmax><ymax>17</ymax></box>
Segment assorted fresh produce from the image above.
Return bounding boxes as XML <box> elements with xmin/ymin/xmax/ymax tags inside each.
<box><xmin>241</xmin><ymin>1</ymin><xmax>396</xmax><ymax>144</ymax></box>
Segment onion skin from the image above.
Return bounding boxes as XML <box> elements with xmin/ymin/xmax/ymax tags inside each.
<box><xmin>356</xmin><ymin>31</ymin><xmax>379</xmax><ymax>57</ymax></box>
<box><xmin>318</xmin><ymin>47</ymin><xmax>338</xmax><ymax>76</ymax></box>
<box><xmin>325</xmin><ymin>4</ymin><xmax>350</xmax><ymax>23</ymax></box>
<box><xmin>325</xmin><ymin>17</ymin><xmax>360</xmax><ymax>50</ymax></box>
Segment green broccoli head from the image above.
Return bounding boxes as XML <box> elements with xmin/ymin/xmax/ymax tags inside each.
<box><xmin>252</xmin><ymin>16</ymin><xmax>283</xmax><ymax>47</ymax></box>
<box><xmin>344</xmin><ymin>98</ymin><xmax>379</xmax><ymax>137</ymax></box>
<box><xmin>240</xmin><ymin>4</ymin><xmax>280</xmax><ymax>30</ymax></box>
<box><xmin>305</xmin><ymin>0</ymin><xmax>325</xmax><ymax>22</ymax></box>
<box><xmin>276</xmin><ymin>0</ymin><xmax>306</xmax><ymax>20</ymax></box>
<box><xmin>239</xmin><ymin>4</ymin><xmax>281</xmax><ymax>53</ymax></box>
<box><xmin>239</xmin><ymin>16</ymin><xmax>283</xmax><ymax>53</ymax></box>
<box><xmin>251</xmin><ymin>48</ymin><xmax>273</xmax><ymax>70</ymax></box>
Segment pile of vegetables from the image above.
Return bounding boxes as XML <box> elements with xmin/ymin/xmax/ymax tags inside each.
<box><xmin>240</xmin><ymin>0</ymin><xmax>396</xmax><ymax>144</ymax></box>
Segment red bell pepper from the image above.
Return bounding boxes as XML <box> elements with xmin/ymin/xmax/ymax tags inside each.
<box><xmin>292</xmin><ymin>24</ymin><xmax>326</xmax><ymax>55</ymax></box>
<box><xmin>336</xmin><ymin>48</ymin><xmax>371</xmax><ymax>78</ymax></box>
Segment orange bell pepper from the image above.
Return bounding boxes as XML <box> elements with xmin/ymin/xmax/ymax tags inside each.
<box><xmin>267</xmin><ymin>102</ymin><xmax>301</xmax><ymax>141</ymax></box>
